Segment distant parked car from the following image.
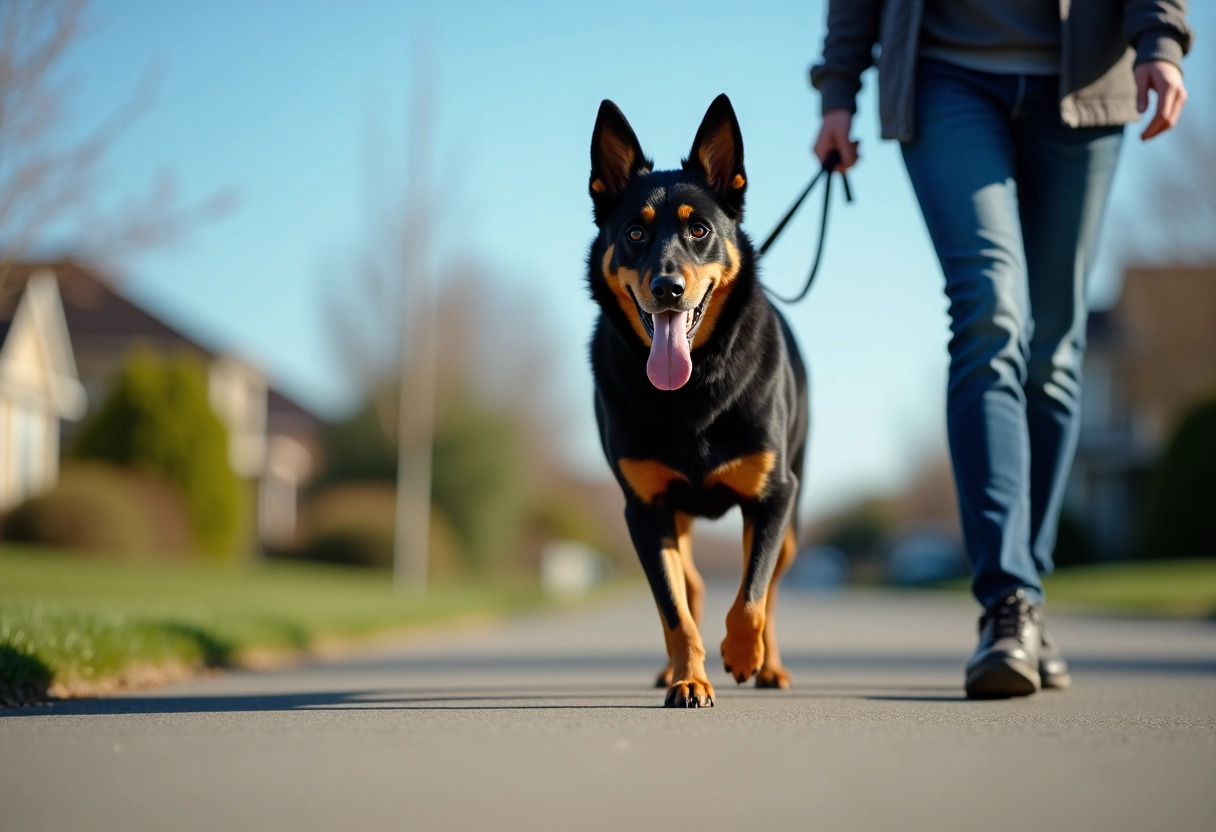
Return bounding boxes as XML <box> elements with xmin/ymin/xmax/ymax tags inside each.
<box><xmin>886</xmin><ymin>532</ymin><xmax>967</xmax><ymax>586</ymax></box>
<box><xmin>785</xmin><ymin>545</ymin><xmax>849</xmax><ymax>591</ymax></box>
<box><xmin>540</xmin><ymin>540</ymin><xmax>608</xmax><ymax>599</ymax></box>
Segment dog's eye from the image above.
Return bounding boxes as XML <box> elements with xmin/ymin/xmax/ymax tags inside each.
<box><xmin>627</xmin><ymin>226</ymin><xmax>646</xmax><ymax>243</ymax></box>
<box><xmin>690</xmin><ymin>223</ymin><xmax>709</xmax><ymax>239</ymax></box>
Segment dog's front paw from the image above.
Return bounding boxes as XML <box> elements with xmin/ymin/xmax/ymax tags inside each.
<box><xmin>721</xmin><ymin>603</ymin><xmax>765</xmax><ymax>683</ymax></box>
<box><xmin>720</xmin><ymin>637</ymin><xmax>764</xmax><ymax>684</ymax></box>
<box><xmin>755</xmin><ymin>664</ymin><xmax>791</xmax><ymax>689</ymax></box>
<box><xmin>665</xmin><ymin>678</ymin><xmax>715</xmax><ymax>708</ymax></box>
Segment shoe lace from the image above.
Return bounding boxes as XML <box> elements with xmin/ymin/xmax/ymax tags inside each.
<box><xmin>980</xmin><ymin>594</ymin><xmax>1037</xmax><ymax>642</ymax></box>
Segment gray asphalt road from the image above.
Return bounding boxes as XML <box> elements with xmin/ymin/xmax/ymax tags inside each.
<box><xmin>2</xmin><ymin>586</ymin><xmax>1214</xmax><ymax>832</ymax></box>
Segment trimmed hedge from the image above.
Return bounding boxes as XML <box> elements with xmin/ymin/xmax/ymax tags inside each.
<box><xmin>292</xmin><ymin>482</ymin><xmax>462</xmax><ymax>576</ymax></box>
<box><xmin>0</xmin><ymin>463</ymin><xmax>190</xmax><ymax>556</ymax></box>
<box><xmin>71</xmin><ymin>349</ymin><xmax>244</xmax><ymax>559</ymax></box>
<box><xmin>1140</xmin><ymin>394</ymin><xmax>1216</xmax><ymax>559</ymax></box>
<box><xmin>312</xmin><ymin>392</ymin><xmax>529</xmax><ymax>572</ymax></box>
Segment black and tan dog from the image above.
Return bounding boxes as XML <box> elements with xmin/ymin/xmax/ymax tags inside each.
<box><xmin>586</xmin><ymin>94</ymin><xmax>808</xmax><ymax>708</ymax></box>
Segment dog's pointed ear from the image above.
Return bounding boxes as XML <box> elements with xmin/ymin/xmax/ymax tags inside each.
<box><xmin>686</xmin><ymin>94</ymin><xmax>746</xmax><ymax>218</ymax></box>
<box><xmin>590</xmin><ymin>100</ymin><xmax>651</xmax><ymax>224</ymax></box>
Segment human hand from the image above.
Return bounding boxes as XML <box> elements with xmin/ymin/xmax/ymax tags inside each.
<box><xmin>1136</xmin><ymin>60</ymin><xmax>1187</xmax><ymax>141</ymax></box>
<box><xmin>813</xmin><ymin>109</ymin><xmax>859</xmax><ymax>171</ymax></box>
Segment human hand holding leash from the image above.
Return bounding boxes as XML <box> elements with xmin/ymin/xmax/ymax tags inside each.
<box><xmin>813</xmin><ymin>109</ymin><xmax>859</xmax><ymax>171</ymax></box>
<box><xmin>1136</xmin><ymin>60</ymin><xmax>1187</xmax><ymax>141</ymax></box>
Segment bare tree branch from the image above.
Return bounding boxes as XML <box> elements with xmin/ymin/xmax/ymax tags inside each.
<box><xmin>1118</xmin><ymin>64</ymin><xmax>1216</xmax><ymax>265</ymax></box>
<box><xmin>0</xmin><ymin>0</ymin><xmax>236</xmax><ymax>290</ymax></box>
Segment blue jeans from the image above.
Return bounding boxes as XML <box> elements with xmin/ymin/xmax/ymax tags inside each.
<box><xmin>900</xmin><ymin>58</ymin><xmax>1123</xmax><ymax>608</ymax></box>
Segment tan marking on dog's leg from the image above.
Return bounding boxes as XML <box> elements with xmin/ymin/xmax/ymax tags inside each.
<box><xmin>658</xmin><ymin>538</ymin><xmax>715</xmax><ymax>707</ymax></box>
<box><xmin>655</xmin><ymin>597</ymin><xmax>675</xmax><ymax>688</ymax></box>
<box><xmin>657</xmin><ymin>512</ymin><xmax>700</xmax><ymax>687</ymax></box>
<box><xmin>756</xmin><ymin>525</ymin><xmax>796</xmax><ymax>689</ymax></box>
<box><xmin>721</xmin><ymin>519</ymin><xmax>766</xmax><ymax>683</ymax></box>
<box><xmin>676</xmin><ymin>512</ymin><xmax>703</xmax><ymax>625</ymax></box>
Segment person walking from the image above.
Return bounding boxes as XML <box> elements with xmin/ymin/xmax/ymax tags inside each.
<box><xmin>811</xmin><ymin>1</ymin><xmax>1192</xmax><ymax>698</ymax></box>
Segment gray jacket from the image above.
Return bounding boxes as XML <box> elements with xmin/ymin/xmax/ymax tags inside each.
<box><xmin>810</xmin><ymin>0</ymin><xmax>1193</xmax><ymax>141</ymax></box>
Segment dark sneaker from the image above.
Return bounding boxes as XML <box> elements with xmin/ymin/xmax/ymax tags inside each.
<box><xmin>1039</xmin><ymin>622</ymin><xmax>1071</xmax><ymax>690</ymax></box>
<box><xmin>965</xmin><ymin>590</ymin><xmax>1042</xmax><ymax>699</ymax></box>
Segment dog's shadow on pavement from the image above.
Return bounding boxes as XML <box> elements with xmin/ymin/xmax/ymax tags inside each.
<box><xmin>1</xmin><ymin>683</ymin><xmax>982</xmax><ymax>716</ymax></box>
<box><xmin>861</xmin><ymin>694</ymin><xmax>971</xmax><ymax>702</ymax></box>
<box><xmin>4</xmin><ymin>651</ymin><xmax>1210</xmax><ymax>716</ymax></box>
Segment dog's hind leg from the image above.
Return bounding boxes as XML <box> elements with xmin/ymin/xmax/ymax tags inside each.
<box><xmin>755</xmin><ymin>525</ymin><xmax>796</xmax><ymax>689</ymax></box>
<box><xmin>655</xmin><ymin>512</ymin><xmax>701</xmax><ymax>688</ymax></box>
<box><xmin>627</xmin><ymin>503</ymin><xmax>714</xmax><ymax>708</ymax></box>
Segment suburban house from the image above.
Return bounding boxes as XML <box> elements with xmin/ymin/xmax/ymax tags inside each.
<box><xmin>1069</xmin><ymin>264</ymin><xmax>1216</xmax><ymax>558</ymax></box>
<box><xmin>0</xmin><ymin>261</ymin><xmax>322</xmax><ymax>548</ymax></box>
<box><xmin>0</xmin><ymin>271</ymin><xmax>88</xmax><ymax>511</ymax></box>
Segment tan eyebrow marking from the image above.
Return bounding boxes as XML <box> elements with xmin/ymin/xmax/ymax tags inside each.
<box><xmin>677</xmin><ymin>204</ymin><xmax>694</xmax><ymax>220</ymax></box>
<box><xmin>640</xmin><ymin>205</ymin><xmax>655</xmax><ymax>222</ymax></box>
<box><xmin>731</xmin><ymin>174</ymin><xmax>746</xmax><ymax>189</ymax></box>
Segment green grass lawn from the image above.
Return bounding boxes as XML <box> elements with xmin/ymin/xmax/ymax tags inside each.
<box><xmin>936</xmin><ymin>559</ymin><xmax>1216</xmax><ymax>617</ymax></box>
<box><xmin>1040</xmin><ymin>559</ymin><xmax>1216</xmax><ymax>617</ymax></box>
<box><xmin>0</xmin><ymin>546</ymin><xmax>550</xmax><ymax>705</ymax></box>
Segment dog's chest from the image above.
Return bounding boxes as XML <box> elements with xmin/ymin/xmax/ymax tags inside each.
<box><xmin>616</xmin><ymin>450</ymin><xmax>775</xmax><ymax>512</ymax></box>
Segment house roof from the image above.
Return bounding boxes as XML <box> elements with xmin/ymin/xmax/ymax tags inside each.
<box><xmin>0</xmin><ymin>270</ymin><xmax>87</xmax><ymax>418</ymax></box>
<box><xmin>268</xmin><ymin>387</ymin><xmax>324</xmax><ymax>438</ymax></box>
<box><xmin>1</xmin><ymin>259</ymin><xmax>217</xmax><ymax>357</ymax></box>
<box><xmin>1</xmin><ymin>259</ymin><xmax>324</xmax><ymax>432</ymax></box>
<box><xmin>1115</xmin><ymin>264</ymin><xmax>1216</xmax><ymax>434</ymax></box>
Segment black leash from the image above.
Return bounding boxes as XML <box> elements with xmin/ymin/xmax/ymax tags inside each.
<box><xmin>757</xmin><ymin>149</ymin><xmax>853</xmax><ymax>304</ymax></box>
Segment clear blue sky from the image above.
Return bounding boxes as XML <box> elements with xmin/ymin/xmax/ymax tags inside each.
<box><xmin>62</xmin><ymin>0</ymin><xmax>1212</xmax><ymax>521</ymax></box>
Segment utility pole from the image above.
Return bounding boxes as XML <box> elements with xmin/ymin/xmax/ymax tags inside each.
<box><xmin>393</xmin><ymin>253</ymin><xmax>435</xmax><ymax>593</ymax></box>
<box><xmin>392</xmin><ymin>74</ymin><xmax>436</xmax><ymax>593</ymax></box>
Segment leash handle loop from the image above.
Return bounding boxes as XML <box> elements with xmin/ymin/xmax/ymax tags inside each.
<box><xmin>759</xmin><ymin>149</ymin><xmax>852</xmax><ymax>304</ymax></box>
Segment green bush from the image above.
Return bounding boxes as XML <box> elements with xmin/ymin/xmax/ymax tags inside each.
<box><xmin>314</xmin><ymin>390</ymin><xmax>529</xmax><ymax>572</ymax></box>
<box><xmin>71</xmin><ymin>349</ymin><xmax>243</xmax><ymax>559</ymax></box>
<box><xmin>294</xmin><ymin>482</ymin><xmax>396</xmax><ymax>569</ymax></box>
<box><xmin>824</xmin><ymin>500</ymin><xmax>893</xmax><ymax>561</ymax></box>
<box><xmin>293</xmin><ymin>482</ymin><xmax>462</xmax><ymax>575</ymax></box>
<box><xmin>1140</xmin><ymin>394</ymin><xmax>1216</xmax><ymax>559</ymax></box>
<box><xmin>311</xmin><ymin>400</ymin><xmax>397</xmax><ymax>489</ymax></box>
<box><xmin>526</xmin><ymin>496</ymin><xmax>631</xmax><ymax>572</ymax></box>
<box><xmin>0</xmin><ymin>463</ymin><xmax>190</xmax><ymax>556</ymax></box>
<box><xmin>430</xmin><ymin>395</ymin><xmax>527</xmax><ymax>571</ymax></box>
<box><xmin>1051</xmin><ymin>510</ymin><xmax>1096</xmax><ymax>568</ymax></box>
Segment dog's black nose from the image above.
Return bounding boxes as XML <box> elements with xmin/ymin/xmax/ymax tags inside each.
<box><xmin>650</xmin><ymin>275</ymin><xmax>684</xmax><ymax>302</ymax></box>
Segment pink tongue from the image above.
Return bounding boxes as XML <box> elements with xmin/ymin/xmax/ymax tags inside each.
<box><xmin>646</xmin><ymin>310</ymin><xmax>692</xmax><ymax>390</ymax></box>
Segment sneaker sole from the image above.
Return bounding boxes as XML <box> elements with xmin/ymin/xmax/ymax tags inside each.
<box><xmin>965</xmin><ymin>657</ymin><xmax>1041</xmax><ymax>699</ymax></box>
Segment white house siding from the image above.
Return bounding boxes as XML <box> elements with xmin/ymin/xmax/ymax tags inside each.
<box><xmin>208</xmin><ymin>356</ymin><xmax>268</xmax><ymax>479</ymax></box>
<box><xmin>258</xmin><ymin>435</ymin><xmax>312</xmax><ymax>548</ymax></box>
<box><xmin>0</xmin><ymin>398</ymin><xmax>10</xmax><ymax>509</ymax></box>
<box><xmin>0</xmin><ymin>397</ymin><xmax>60</xmax><ymax>512</ymax></box>
<box><xmin>0</xmin><ymin>273</ymin><xmax>86</xmax><ymax>512</ymax></box>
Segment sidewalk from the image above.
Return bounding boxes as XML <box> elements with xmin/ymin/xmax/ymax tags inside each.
<box><xmin>2</xmin><ymin>586</ymin><xmax>1214</xmax><ymax>832</ymax></box>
